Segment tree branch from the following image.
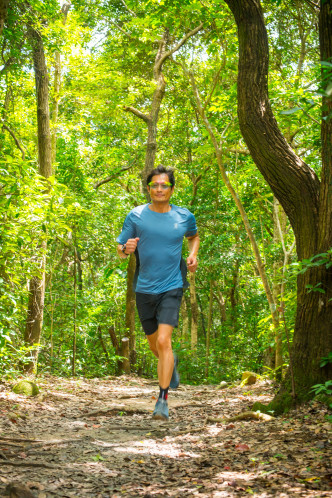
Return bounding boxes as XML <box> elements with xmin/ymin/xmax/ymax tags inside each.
<box><xmin>123</xmin><ymin>106</ymin><xmax>150</xmax><ymax>123</ymax></box>
<box><xmin>2</xmin><ymin>123</ymin><xmax>25</xmax><ymax>159</ymax></box>
<box><xmin>155</xmin><ymin>22</ymin><xmax>204</xmax><ymax>74</ymax></box>
<box><xmin>120</xmin><ymin>0</ymin><xmax>137</xmax><ymax>16</ymax></box>
<box><xmin>94</xmin><ymin>165</ymin><xmax>133</xmax><ymax>189</ymax></box>
<box><xmin>110</xmin><ymin>21</ymin><xmax>138</xmax><ymax>41</ymax></box>
<box><xmin>302</xmin><ymin>0</ymin><xmax>320</xmax><ymax>12</ymax></box>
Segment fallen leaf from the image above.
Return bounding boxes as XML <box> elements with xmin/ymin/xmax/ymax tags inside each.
<box><xmin>235</xmin><ymin>443</ymin><xmax>250</xmax><ymax>452</ymax></box>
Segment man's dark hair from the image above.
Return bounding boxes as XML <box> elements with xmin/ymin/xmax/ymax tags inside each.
<box><xmin>146</xmin><ymin>164</ymin><xmax>175</xmax><ymax>187</ymax></box>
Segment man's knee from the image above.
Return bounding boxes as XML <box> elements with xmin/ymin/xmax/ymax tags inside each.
<box><xmin>156</xmin><ymin>334</ymin><xmax>172</xmax><ymax>353</ymax></box>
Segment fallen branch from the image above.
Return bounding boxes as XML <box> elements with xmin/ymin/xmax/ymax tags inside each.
<box><xmin>25</xmin><ymin>438</ymin><xmax>85</xmax><ymax>450</ymax></box>
<box><xmin>207</xmin><ymin>411</ymin><xmax>274</xmax><ymax>423</ymax></box>
<box><xmin>172</xmin><ymin>425</ymin><xmax>207</xmax><ymax>436</ymax></box>
<box><xmin>82</xmin><ymin>405</ymin><xmax>150</xmax><ymax>417</ymax></box>
<box><xmin>0</xmin><ymin>460</ymin><xmax>57</xmax><ymax>469</ymax></box>
<box><xmin>0</xmin><ymin>436</ymin><xmax>43</xmax><ymax>443</ymax></box>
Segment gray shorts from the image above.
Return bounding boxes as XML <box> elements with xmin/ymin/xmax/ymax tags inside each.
<box><xmin>135</xmin><ymin>288</ymin><xmax>183</xmax><ymax>335</ymax></box>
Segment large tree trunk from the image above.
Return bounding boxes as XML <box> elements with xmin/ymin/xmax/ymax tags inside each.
<box><xmin>224</xmin><ymin>0</ymin><xmax>332</xmax><ymax>407</ymax></box>
<box><xmin>24</xmin><ymin>26</ymin><xmax>52</xmax><ymax>373</ymax></box>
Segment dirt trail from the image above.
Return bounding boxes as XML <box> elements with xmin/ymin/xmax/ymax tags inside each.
<box><xmin>0</xmin><ymin>375</ymin><xmax>331</xmax><ymax>497</ymax></box>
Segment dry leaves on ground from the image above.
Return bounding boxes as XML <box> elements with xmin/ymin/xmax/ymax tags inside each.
<box><xmin>0</xmin><ymin>375</ymin><xmax>331</xmax><ymax>497</ymax></box>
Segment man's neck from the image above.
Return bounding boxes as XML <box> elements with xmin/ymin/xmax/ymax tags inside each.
<box><xmin>149</xmin><ymin>201</ymin><xmax>172</xmax><ymax>213</ymax></box>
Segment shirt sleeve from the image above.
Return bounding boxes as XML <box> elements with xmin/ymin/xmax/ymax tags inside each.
<box><xmin>185</xmin><ymin>212</ymin><xmax>197</xmax><ymax>237</ymax></box>
<box><xmin>116</xmin><ymin>212</ymin><xmax>136</xmax><ymax>244</ymax></box>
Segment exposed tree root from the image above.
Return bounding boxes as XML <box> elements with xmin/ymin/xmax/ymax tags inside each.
<box><xmin>207</xmin><ymin>410</ymin><xmax>274</xmax><ymax>424</ymax></box>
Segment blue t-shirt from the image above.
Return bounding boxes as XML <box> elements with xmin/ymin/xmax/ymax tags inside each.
<box><xmin>117</xmin><ymin>204</ymin><xmax>197</xmax><ymax>294</ymax></box>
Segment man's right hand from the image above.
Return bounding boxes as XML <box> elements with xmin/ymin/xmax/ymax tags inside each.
<box><xmin>124</xmin><ymin>237</ymin><xmax>140</xmax><ymax>254</ymax></box>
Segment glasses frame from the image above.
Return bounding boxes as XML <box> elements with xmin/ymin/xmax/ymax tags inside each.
<box><xmin>148</xmin><ymin>181</ymin><xmax>172</xmax><ymax>190</ymax></box>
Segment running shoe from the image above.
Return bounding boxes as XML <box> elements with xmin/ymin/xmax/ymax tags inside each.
<box><xmin>169</xmin><ymin>353</ymin><xmax>180</xmax><ymax>389</ymax></box>
<box><xmin>152</xmin><ymin>398</ymin><xmax>169</xmax><ymax>420</ymax></box>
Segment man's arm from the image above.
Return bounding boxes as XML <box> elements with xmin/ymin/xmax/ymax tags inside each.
<box><xmin>117</xmin><ymin>237</ymin><xmax>140</xmax><ymax>259</ymax></box>
<box><xmin>186</xmin><ymin>233</ymin><xmax>199</xmax><ymax>272</ymax></box>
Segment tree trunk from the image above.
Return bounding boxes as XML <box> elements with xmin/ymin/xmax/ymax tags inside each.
<box><xmin>205</xmin><ymin>280</ymin><xmax>213</xmax><ymax>378</ymax></box>
<box><xmin>108</xmin><ymin>326</ymin><xmax>122</xmax><ymax>373</ymax></box>
<box><xmin>121</xmin><ymin>337</ymin><xmax>131</xmax><ymax>374</ymax></box>
<box><xmin>125</xmin><ymin>253</ymin><xmax>136</xmax><ymax>368</ymax></box>
<box><xmin>180</xmin><ymin>296</ymin><xmax>189</xmax><ymax>341</ymax></box>
<box><xmin>212</xmin><ymin>281</ymin><xmax>227</xmax><ymax>322</ymax></box>
<box><xmin>24</xmin><ymin>26</ymin><xmax>52</xmax><ymax>373</ymax></box>
<box><xmin>124</xmin><ymin>23</ymin><xmax>203</xmax><ymax>194</ymax></box>
<box><xmin>51</xmin><ymin>2</ymin><xmax>70</xmax><ymax>166</ymax></box>
<box><xmin>189</xmin><ymin>272</ymin><xmax>198</xmax><ymax>349</ymax></box>
<box><xmin>272</xmin><ymin>197</ymin><xmax>285</xmax><ymax>379</ymax></box>
<box><xmin>0</xmin><ymin>0</ymin><xmax>9</xmax><ymax>36</ymax></box>
<box><xmin>224</xmin><ymin>0</ymin><xmax>332</xmax><ymax>406</ymax></box>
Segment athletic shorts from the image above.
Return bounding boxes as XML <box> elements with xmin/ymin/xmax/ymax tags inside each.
<box><xmin>135</xmin><ymin>288</ymin><xmax>183</xmax><ymax>336</ymax></box>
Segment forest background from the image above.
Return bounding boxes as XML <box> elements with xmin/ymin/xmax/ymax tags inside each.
<box><xmin>0</xmin><ymin>0</ymin><xmax>331</xmax><ymax>412</ymax></box>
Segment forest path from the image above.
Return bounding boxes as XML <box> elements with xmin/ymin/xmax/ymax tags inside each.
<box><xmin>0</xmin><ymin>375</ymin><xmax>331</xmax><ymax>497</ymax></box>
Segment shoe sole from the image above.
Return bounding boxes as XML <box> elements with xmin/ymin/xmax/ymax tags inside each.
<box><xmin>152</xmin><ymin>413</ymin><xmax>169</xmax><ymax>421</ymax></box>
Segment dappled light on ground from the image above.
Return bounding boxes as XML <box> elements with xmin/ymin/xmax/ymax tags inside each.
<box><xmin>0</xmin><ymin>376</ymin><xmax>331</xmax><ymax>496</ymax></box>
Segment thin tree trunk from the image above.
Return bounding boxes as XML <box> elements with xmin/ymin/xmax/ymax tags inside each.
<box><xmin>272</xmin><ymin>197</ymin><xmax>285</xmax><ymax>378</ymax></box>
<box><xmin>72</xmin><ymin>248</ymin><xmax>77</xmax><ymax>376</ymax></box>
<box><xmin>125</xmin><ymin>253</ymin><xmax>136</xmax><ymax>369</ymax></box>
<box><xmin>51</xmin><ymin>1</ymin><xmax>70</xmax><ymax>167</ymax></box>
<box><xmin>189</xmin><ymin>272</ymin><xmax>198</xmax><ymax>350</ymax></box>
<box><xmin>121</xmin><ymin>337</ymin><xmax>131</xmax><ymax>374</ymax></box>
<box><xmin>205</xmin><ymin>280</ymin><xmax>213</xmax><ymax>378</ymax></box>
<box><xmin>108</xmin><ymin>326</ymin><xmax>122</xmax><ymax>374</ymax></box>
<box><xmin>24</xmin><ymin>26</ymin><xmax>52</xmax><ymax>373</ymax></box>
<box><xmin>187</xmin><ymin>69</ymin><xmax>280</xmax><ymax>338</ymax></box>
<box><xmin>181</xmin><ymin>296</ymin><xmax>189</xmax><ymax>341</ymax></box>
<box><xmin>212</xmin><ymin>281</ymin><xmax>227</xmax><ymax>322</ymax></box>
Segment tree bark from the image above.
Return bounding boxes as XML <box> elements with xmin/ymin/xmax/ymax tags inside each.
<box><xmin>125</xmin><ymin>253</ymin><xmax>136</xmax><ymax>368</ymax></box>
<box><xmin>108</xmin><ymin>326</ymin><xmax>122</xmax><ymax>373</ymax></box>
<box><xmin>272</xmin><ymin>197</ymin><xmax>285</xmax><ymax>378</ymax></box>
<box><xmin>0</xmin><ymin>0</ymin><xmax>9</xmax><ymax>36</ymax></box>
<box><xmin>205</xmin><ymin>280</ymin><xmax>213</xmax><ymax>378</ymax></box>
<box><xmin>224</xmin><ymin>0</ymin><xmax>332</xmax><ymax>403</ymax></box>
<box><xmin>212</xmin><ymin>281</ymin><xmax>227</xmax><ymax>322</ymax></box>
<box><xmin>121</xmin><ymin>337</ymin><xmax>131</xmax><ymax>374</ymax></box>
<box><xmin>180</xmin><ymin>296</ymin><xmax>189</xmax><ymax>341</ymax></box>
<box><xmin>24</xmin><ymin>26</ymin><xmax>52</xmax><ymax>373</ymax></box>
<box><xmin>189</xmin><ymin>272</ymin><xmax>198</xmax><ymax>350</ymax></box>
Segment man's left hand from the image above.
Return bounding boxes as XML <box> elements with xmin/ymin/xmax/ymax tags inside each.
<box><xmin>187</xmin><ymin>255</ymin><xmax>198</xmax><ymax>273</ymax></box>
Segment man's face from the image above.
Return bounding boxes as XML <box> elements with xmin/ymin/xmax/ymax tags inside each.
<box><xmin>147</xmin><ymin>173</ymin><xmax>174</xmax><ymax>203</ymax></box>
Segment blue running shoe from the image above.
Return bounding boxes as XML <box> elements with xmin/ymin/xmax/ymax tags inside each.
<box><xmin>152</xmin><ymin>398</ymin><xmax>169</xmax><ymax>420</ymax></box>
<box><xmin>169</xmin><ymin>353</ymin><xmax>179</xmax><ymax>389</ymax></box>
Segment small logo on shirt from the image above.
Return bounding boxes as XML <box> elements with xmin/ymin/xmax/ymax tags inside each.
<box><xmin>174</xmin><ymin>223</ymin><xmax>178</xmax><ymax>229</ymax></box>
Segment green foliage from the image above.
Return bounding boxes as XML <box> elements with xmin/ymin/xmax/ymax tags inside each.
<box><xmin>320</xmin><ymin>352</ymin><xmax>332</xmax><ymax>368</ymax></box>
<box><xmin>310</xmin><ymin>381</ymin><xmax>332</xmax><ymax>397</ymax></box>
<box><xmin>0</xmin><ymin>0</ymin><xmax>322</xmax><ymax>388</ymax></box>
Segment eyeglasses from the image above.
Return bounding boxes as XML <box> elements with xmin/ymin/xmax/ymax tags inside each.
<box><xmin>148</xmin><ymin>181</ymin><xmax>172</xmax><ymax>190</ymax></box>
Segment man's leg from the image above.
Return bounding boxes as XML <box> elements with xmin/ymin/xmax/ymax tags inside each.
<box><xmin>146</xmin><ymin>324</ymin><xmax>174</xmax><ymax>388</ymax></box>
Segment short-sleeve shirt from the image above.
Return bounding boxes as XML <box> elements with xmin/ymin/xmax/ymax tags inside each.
<box><xmin>117</xmin><ymin>204</ymin><xmax>197</xmax><ymax>294</ymax></box>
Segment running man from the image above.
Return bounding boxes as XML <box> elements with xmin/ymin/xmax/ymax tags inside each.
<box><xmin>116</xmin><ymin>165</ymin><xmax>199</xmax><ymax>420</ymax></box>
